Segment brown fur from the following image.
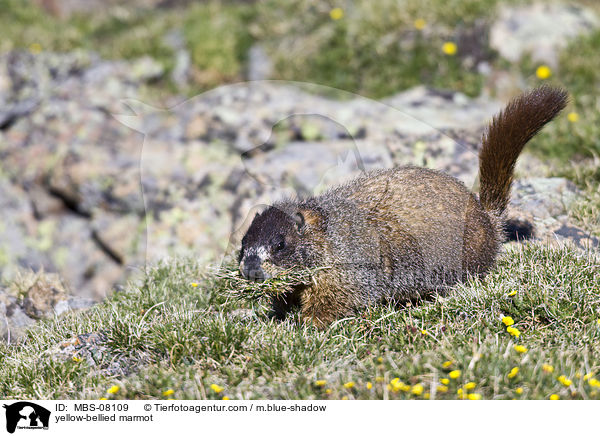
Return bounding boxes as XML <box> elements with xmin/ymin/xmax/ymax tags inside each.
<box><xmin>238</xmin><ymin>86</ymin><xmax>567</xmax><ymax>327</ymax></box>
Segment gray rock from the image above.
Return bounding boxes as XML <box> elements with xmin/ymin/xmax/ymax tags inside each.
<box><xmin>490</xmin><ymin>3</ymin><xmax>600</xmax><ymax>67</ymax></box>
<box><xmin>512</xmin><ymin>177</ymin><xmax>580</xmax><ymax>219</ymax></box>
<box><xmin>247</xmin><ymin>44</ymin><xmax>273</xmax><ymax>81</ymax></box>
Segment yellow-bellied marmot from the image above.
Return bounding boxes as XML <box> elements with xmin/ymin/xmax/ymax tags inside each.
<box><xmin>239</xmin><ymin>86</ymin><xmax>568</xmax><ymax>328</ymax></box>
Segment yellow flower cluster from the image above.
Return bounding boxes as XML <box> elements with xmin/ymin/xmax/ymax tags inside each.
<box><xmin>536</xmin><ymin>65</ymin><xmax>552</xmax><ymax>80</ymax></box>
<box><xmin>389</xmin><ymin>378</ymin><xmax>410</xmax><ymax>392</ymax></box>
<box><xmin>107</xmin><ymin>385</ymin><xmax>120</xmax><ymax>395</ymax></box>
<box><xmin>542</xmin><ymin>364</ymin><xmax>554</xmax><ymax>373</ymax></box>
<box><xmin>411</xmin><ymin>384</ymin><xmax>424</xmax><ymax>395</ymax></box>
<box><xmin>449</xmin><ymin>370</ymin><xmax>461</xmax><ymax>379</ymax></box>
<box><xmin>442</xmin><ymin>360</ymin><xmax>453</xmax><ymax>368</ymax></box>
<box><xmin>514</xmin><ymin>345</ymin><xmax>527</xmax><ymax>354</ymax></box>
<box><xmin>502</xmin><ymin>316</ymin><xmax>514</xmax><ymax>326</ymax></box>
<box><xmin>442</xmin><ymin>42</ymin><xmax>457</xmax><ymax>56</ymax></box>
<box><xmin>557</xmin><ymin>375</ymin><xmax>572</xmax><ymax>387</ymax></box>
<box><xmin>329</xmin><ymin>7</ymin><xmax>344</xmax><ymax>20</ymax></box>
<box><xmin>162</xmin><ymin>389</ymin><xmax>174</xmax><ymax>397</ymax></box>
<box><xmin>315</xmin><ymin>380</ymin><xmax>327</xmax><ymax>387</ymax></box>
<box><xmin>588</xmin><ymin>378</ymin><xmax>600</xmax><ymax>388</ymax></box>
<box><xmin>210</xmin><ymin>384</ymin><xmax>224</xmax><ymax>393</ymax></box>
<box><xmin>508</xmin><ymin>367</ymin><xmax>519</xmax><ymax>379</ymax></box>
<box><xmin>343</xmin><ymin>381</ymin><xmax>355</xmax><ymax>389</ymax></box>
<box><xmin>506</xmin><ymin>326</ymin><xmax>520</xmax><ymax>337</ymax></box>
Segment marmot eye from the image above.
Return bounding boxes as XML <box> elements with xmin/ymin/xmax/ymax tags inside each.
<box><xmin>275</xmin><ymin>240</ymin><xmax>285</xmax><ymax>251</ymax></box>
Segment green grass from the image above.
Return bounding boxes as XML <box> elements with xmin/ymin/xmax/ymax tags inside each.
<box><xmin>1</xmin><ymin>242</ymin><xmax>599</xmax><ymax>400</ymax></box>
<box><xmin>525</xmin><ymin>28</ymin><xmax>600</xmax><ymax>160</ymax></box>
<box><xmin>0</xmin><ymin>0</ymin><xmax>256</xmax><ymax>95</ymax></box>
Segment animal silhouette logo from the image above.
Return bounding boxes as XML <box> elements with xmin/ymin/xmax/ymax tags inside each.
<box><xmin>3</xmin><ymin>402</ymin><xmax>50</xmax><ymax>433</ymax></box>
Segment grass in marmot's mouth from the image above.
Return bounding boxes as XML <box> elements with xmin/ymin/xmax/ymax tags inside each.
<box><xmin>0</xmin><ymin>242</ymin><xmax>599</xmax><ymax>400</ymax></box>
<box><xmin>213</xmin><ymin>262</ymin><xmax>322</xmax><ymax>302</ymax></box>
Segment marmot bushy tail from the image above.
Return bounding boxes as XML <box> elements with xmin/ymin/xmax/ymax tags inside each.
<box><xmin>479</xmin><ymin>86</ymin><xmax>568</xmax><ymax>214</ymax></box>
<box><xmin>238</xmin><ymin>86</ymin><xmax>568</xmax><ymax>328</ymax></box>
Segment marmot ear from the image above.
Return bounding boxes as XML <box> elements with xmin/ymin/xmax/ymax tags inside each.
<box><xmin>293</xmin><ymin>212</ymin><xmax>305</xmax><ymax>233</ymax></box>
<box><xmin>294</xmin><ymin>208</ymin><xmax>323</xmax><ymax>234</ymax></box>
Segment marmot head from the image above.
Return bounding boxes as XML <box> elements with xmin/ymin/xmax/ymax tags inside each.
<box><xmin>239</xmin><ymin>205</ymin><xmax>320</xmax><ymax>282</ymax></box>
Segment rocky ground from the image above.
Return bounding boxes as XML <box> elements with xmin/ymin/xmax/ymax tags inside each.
<box><xmin>1</xmin><ymin>2</ymin><xmax>599</xmax><ymax>342</ymax></box>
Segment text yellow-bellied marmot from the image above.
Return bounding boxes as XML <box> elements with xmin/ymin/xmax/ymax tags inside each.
<box><xmin>239</xmin><ymin>86</ymin><xmax>568</xmax><ymax>328</ymax></box>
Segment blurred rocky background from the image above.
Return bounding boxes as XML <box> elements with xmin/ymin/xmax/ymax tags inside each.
<box><xmin>1</xmin><ymin>0</ymin><xmax>599</xmax><ymax>340</ymax></box>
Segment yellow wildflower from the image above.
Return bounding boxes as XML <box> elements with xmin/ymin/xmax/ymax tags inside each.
<box><xmin>464</xmin><ymin>382</ymin><xmax>476</xmax><ymax>391</ymax></box>
<box><xmin>514</xmin><ymin>345</ymin><xmax>528</xmax><ymax>354</ymax></box>
<box><xmin>107</xmin><ymin>385</ymin><xmax>120</xmax><ymax>395</ymax></box>
<box><xmin>210</xmin><ymin>384</ymin><xmax>224</xmax><ymax>393</ymax></box>
<box><xmin>414</xmin><ymin>18</ymin><xmax>426</xmax><ymax>30</ymax></box>
<box><xmin>29</xmin><ymin>43</ymin><xmax>42</xmax><ymax>54</ymax></box>
<box><xmin>583</xmin><ymin>373</ymin><xmax>593</xmax><ymax>382</ymax></box>
<box><xmin>424</xmin><ymin>393</ymin><xmax>430</xmax><ymax>399</ymax></box>
<box><xmin>366</xmin><ymin>382</ymin><xmax>373</xmax><ymax>390</ymax></box>
<box><xmin>468</xmin><ymin>393</ymin><xmax>481</xmax><ymax>400</ymax></box>
<box><xmin>375</xmin><ymin>376</ymin><xmax>384</xmax><ymax>382</ymax></box>
<box><xmin>449</xmin><ymin>370</ymin><xmax>461</xmax><ymax>379</ymax></box>
<box><xmin>557</xmin><ymin>375</ymin><xmax>572</xmax><ymax>387</ymax></box>
<box><xmin>442</xmin><ymin>360</ymin><xmax>453</xmax><ymax>368</ymax></box>
<box><xmin>567</xmin><ymin>112</ymin><xmax>579</xmax><ymax>123</ymax></box>
<box><xmin>390</xmin><ymin>378</ymin><xmax>410</xmax><ymax>392</ymax></box>
<box><xmin>411</xmin><ymin>384</ymin><xmax>424</xmax><ymax>395</ymax></box>
<box><xmin>441</xmin><ymin>378</ymin><xmax>449</xmax><ymax>385</ymax></box>
<box><xmin>222</xmin><ymin>396</ymin><xmax>230</xmax><ymax>400</ymax></box>
<box><xmin>507</xmin><ymin>290</ymin><xmax>517</xmax><ymax>297</ymax></box>
<box><xmin>437</xmin><ymin>385</ymin><xmax>448</xmax><ymax>393</ymax></box>
<box><xmin>343</xmin><ymin>381</ymin><xmax>355</xmax><ymax>389</ymax></box>
<box><xmin>550</xmin><ymin>394</ymin><xmax>559</xmax><ymax>400</ymax></box>
<box><xmin>329</xmin><ymin>7</ymin><xmax>344</xmax><ymax>20</ymax></box>
<box><xmin>508</xmin><ymin>367</ymin><xmax>519</xmax><ymax>379</ymax></box>
<box><xmin>442</xmin><ymin>42</ymin><xmax>457</xmax><ymax>56</ymax></box>
<box><xmin>542</xmin><ymin>364</ymin><xmax>554</xmax><ymax>373</ymax></box>
<box><xmin>597</xmin><ymin>319</ymin><xmax>600</xmax><ymax>326</ymax></box>
<box><xmin>72</xmin><ymin>355</ymin><xmax>83</xmax><ymax>363</ymax></box>
<box><xmin>515</xmin><ymin>387</ymin><xmax>523</xmax><ymax>395</ymax></box>
<box><xmin>536</xmin><ymin>65</ymin><xmax>552</xmax><ymax>80</ymax></box>
<box><xmin>325</xmin><ymin>388</ymin><xmax>332</xmax><ymax>394</ymax></box>
<box><xmin>421</xmin><ymin>329</ymin><xmax>427</xmax><ymax>335</ymax></box>
<box><xmin>502</xmin><ymin>316</ymin><xmax>514</xmax><ymax>326</ymax></box>
<box><xmin>506</xmin><ymin>326</ymin><xmax>521</xmax><ymax>337</ymax></box>
<box><xmin>315</xmin><ymin>380</ymin><xmax>327</xmax><ymax>387</ymax></box>
<box><xmin>377</xmin><ymin>357</ymin><xmax>384</xmax><ymax>363</ymax></box>
<box><xmin>342</xmin><ymin>396</ymin><xmax>348</xmax><ymax>400</ymax></box>
<box><xmin>162</xmin><ymin>389</ymin><xmax>174</xmax><ymax>397</ymax></box>
<box><xmin>588</xmin><ymin>378</ymin><xmax>600</xmax><ymax>388</ymax></box>
<box><xmin>190</xmin><ymin>282</ymin><xmax>199</xmax><ymax>287</ymax></box>
<box><xmin>99</xmin><ymin>397</ymin><xmax>108</xmax><ymax>400</ymax></box>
